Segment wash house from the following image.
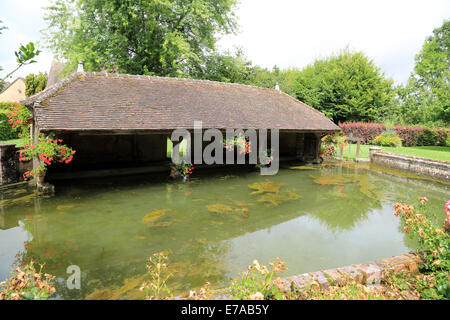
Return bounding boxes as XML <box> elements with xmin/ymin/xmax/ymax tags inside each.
<box><xmin>22</xmin><ymin>72</ymin><xmax>340</xmax><ymax>182</ymax></box>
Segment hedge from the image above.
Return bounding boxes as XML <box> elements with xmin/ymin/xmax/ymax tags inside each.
<box><xmin>338</xmin><ymin>122</ymin><xmax>449</xmax><ymax>147</ymax></box>
<box><xmin>338</xmin><ymin>122</ymin><xmax>385</xmax><ymax>144</ymax></box>
<box><xmin>0</xmin><ymin>101</ymin><xmax>20</xmax><ymax>141</ymax></box>
<box><xmin>0</xmin><ymin>112</ymin><xmax>18</xmax><ymax>141</ymax></box>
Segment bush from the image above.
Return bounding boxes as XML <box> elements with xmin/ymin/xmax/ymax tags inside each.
<box><xmin>372</xmin><ymin>131</ymin><xmax>402</xmax><ymax>147</ymax></box>
<box><xmin>0</xmin><ymin>101</ymin><xmax>15</xmax><ymax>112</ymax></box>
<box><xmin>395</xmin><ymin>126</ymin><xmax>449</xmax><ymax>147</ymax></box>
<box><xmin>394</xmin><ymin>199</ymin><xmax>450</xmax><ymax>300</ymax></box>
<box><xmin>339</xmin><ymin>121</ymin><xmax>449</xmax><ymax>147</ymax></box>
<box><xmin>338</xmin><ymin>122</ymin><xmax>385</xmax><ymax>144</ymax></box>
<box><xmin>0</xmin><ymin>112</ymin><xmax>17</xmax><ymax>141</ymax></box>
<box><xmin>0</xmin><ymin>260</ymin><xmax>56</xmax><ymax>300</ymax></box>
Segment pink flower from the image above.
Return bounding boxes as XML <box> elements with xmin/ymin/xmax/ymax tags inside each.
<box><xmin>445</xmin><ymin>200</ymin><xmax>450</xmax><ymax>219</ymax></box>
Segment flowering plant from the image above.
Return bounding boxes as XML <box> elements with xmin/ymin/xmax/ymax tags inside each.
<box><xmin>0</xmin><ymin>260</ymin><xmax>55</xmax><ymax>300</ymax></box>
<box><xmin>394</xmin><ymin>198</ymin><xmax>449</xmax><ymax>299</ymax></box>
<box><xmin>320</xmin><ymin>132</ymin><xmax>348</xmax><ymax>158</ymax></box>
<box><xmin>5</xmin><ymin>102</ymin><xmax>32</xmax><ymax>139</ymax></box>
<box><xmin>229</xmin><ymin>258</ymin><xmax>287</xmax><ymax>300</ymax></box>
<box><xmin>223</xmin><ymin>133</ymin><xmax>251</xmax><ymax>155</ymax></box>
<box><xmin>19</xmin><ymin>133</ymin><xmax>76</xmax><ymax>180</ymax></box>
<box><xmin>372</xmin><ymin>132</ymin><xmax>402</xmax><ymax>147</ymax></box>
<box><xmin>260</xmin><ymin>149</ymin><xmax>274</xmax><ymax>165</ymax></box>
<box><xmin>140</xmin><ymin>252</ymin><xmax>173</xmax><ymax>300</ymax></box>
<box><xmin>170</xmin><ymin>161</ymin><xmax>194</xmax><ymax>179</ymax></box>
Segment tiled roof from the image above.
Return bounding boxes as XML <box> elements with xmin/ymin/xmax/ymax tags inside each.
<box><xmin>22</xmin><ymin>72</ymin><xmax>340</xmax><ymax>132</ymax></box>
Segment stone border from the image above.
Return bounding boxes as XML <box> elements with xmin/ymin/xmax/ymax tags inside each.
<box><xmin>198</xmin><ymin>253</ymin><xmax>421</xmax><ymax>300</ymax></box>
<box><xmin>285</xmin><ymin>253</ymin><xmax>420</xmax><ymax>292</ymax></box>
<box><xmin>369</xmin><ymin>148</ymin><xmax>450</xmax><ymax>182</ymax></box>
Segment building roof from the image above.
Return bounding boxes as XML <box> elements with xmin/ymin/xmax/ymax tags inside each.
<box><xmin>22</xmin><ymin>72</ymin><xmax>340</xmax><ymax>132</ymax></box>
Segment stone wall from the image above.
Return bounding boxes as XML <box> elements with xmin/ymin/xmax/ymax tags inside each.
<box><xmin>0</xmin><ymin>144</ymin><xmax>18</xmax><ymax>185</ymax></box>
<box><xmin>284</xmin><ymin>253</ymin><xmax>420</xmax><ymax>291</ymax></box>
<box><xmin>370</xmin><ymin>150</ymin><xmax>450</xmax><ymax>182</ymax></box>
<box><xmin>0</xmin><ymin>144</ymin><xmax>32</xmax><ymax>186</ymax></box>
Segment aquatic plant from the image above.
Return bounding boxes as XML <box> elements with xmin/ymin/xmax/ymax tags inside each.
<box><xmin>289</xmin><ymin>165</ymin><xmax>316</xmax><ymax>170</ymax></box>
<box><xmin>142</xmin><ymin>209</ymin><xmax>166</xmax><ymax>225</ymax></box>
<box><xmin>248</xmin><ymin>180</ymin><xmax>285</xmax><ymax>194</ymax></box>
<box><xmin>206</xmin><ymin>203</ymin><xmax>233</xmax><ymax>214</ymax></box>
<box><xmin>0</xmin><ymin>260</ymin><xmax>55</xmax><ymax>300</ymax></box>
<box><xmin>257</xmin><ymin>189</ymin><xmax>301</xmax><ymax>206</ymax></box>
<box><xmin>310</xmin><ymin>174</ymin><xmax>382</xmax><ymax>201</ymax></box>
<box><xmin>140</xmin><ymin>251</ymin><xmax>173</xmax><ymax>300</ymax></box>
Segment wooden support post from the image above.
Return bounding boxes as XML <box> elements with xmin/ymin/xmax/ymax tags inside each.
<box><xmin>339</xmin><ymin>144</ymin><xmax>344</xmax><ymax>160</ymax></box>
<box><xmin>356</xmin><ymin>140</ymin><xmax>361</xmax><ymax>161</ymax></box>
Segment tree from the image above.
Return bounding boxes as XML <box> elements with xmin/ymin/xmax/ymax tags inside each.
<box><xmin>292</xmin><ymin>49</ymin><xmax>394</xmax><ymax>123</ymax></box>
<box><xmin>1</xmin><ymin>42</ymin><xmax>42</xmax><ymax>82</ymax></box>
<box><xmin>188</xmin><ymin>48</ymin><xmax>261</xmax><ymax>85</ymax></box>
<box><xmin>0</xmin><ymin>19</ymin><xmax>7</xmax><ymax>90</ymax></box>
<box><xmin>0</xmin><ymin>19</ymin><xmax>6</xmax><ymax>35</ymax></box>
<box><xmin>25</xmin><ymin>73</ymin><xmax>48</xmax><ymax>97</ymax></box>
<box><xmin>395</xmin><ymin>20</ymin><xmax>449</xmax><ymax>125</ymax></box>
<box><xmin>43</xmin><ymin>0</ymin><xmax>238</xmax><ymax>77</ymax></box>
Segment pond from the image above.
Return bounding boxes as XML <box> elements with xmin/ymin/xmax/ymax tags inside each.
<box><xmin>0</xmin><ymin>162</ymin><xmax>448</xmax><ymax>299</ymax></box>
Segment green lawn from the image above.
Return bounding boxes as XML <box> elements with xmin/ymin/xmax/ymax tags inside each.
<box><xmin>341</xmin><ymin>144</ymin><xmax>450</xmax><ymax>162</ymax></box>
<box><xmin>0</xmin><ymin>138</ymin><xmax>25</xmax><ymax>147</ymax></box>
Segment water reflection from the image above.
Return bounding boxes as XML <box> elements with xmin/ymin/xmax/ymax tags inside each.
<box><xmin>0</xmin><ymin>163</ymin><xmax>448</xmax><ymax>299</ymax></box>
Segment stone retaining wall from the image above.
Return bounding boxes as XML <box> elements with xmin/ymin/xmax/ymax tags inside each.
<box><xmin>285</xmin><ymin>253</ymin><xmax>420</xmax><ymax>291</ymax></box>
<box><xmin>0</xmin><ymin>144</ymin><xmax>18</xmax><ymax>185</ymax></box>
<box><xmin>370</xmin><ymin>150</ymin><xmax>450</xmax><ymax>182</ymax></box>
<box><xmin>205</xmin><ymin>253</ymin><xmax>421</xmax><ymax>299</ymax></box>
<box><xmin>0</xmin><ymin>144</ymin><xmax>32</xmax><ymax>186</ymax></box>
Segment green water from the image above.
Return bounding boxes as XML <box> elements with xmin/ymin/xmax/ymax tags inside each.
<box><xmin>0</xmin><ymin>162</ymin><xmax>448</xmax><ymax>299</ymax></box>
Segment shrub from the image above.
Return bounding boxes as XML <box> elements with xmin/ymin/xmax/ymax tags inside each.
<box><xmin>338</xmin><ymin>122</ymin><xmax>385</xmax><ymax>144</ymax></box>
<box><xmin>0</xmin><ymin>260</ymin><xmax>56</xmax><ymax>300</ymax></box>
<box><xmin>372</xmin><ymin>131</ymin><xmax>402</xmax><ymax>147</ymax></box>
<box><xmin>394</xmin><ymin>198</ymin><xmax>450</xmax><ymax>299</ymax></box>
<box><xmin>339</xmin><ymin>121</ymin><xmax>449</xmax><ymax>147</ymax></box>
<box><xmin>4</xmin><ymin>102</ymin><xmax>32</xmax><ymax>140</ymax></box>
<box><xmin>229</xmin><ymin>258</ymin><xmax>288</xmax><ymax>300</ymax></box>
<box><xmin>394</xmin><ymin>126</ymin><xmax>449</xmax><ymax>147</ymax></box>
<box><xmin>0</xmin><ymin>112</ymin><xmax>17</xmax><ymax>140</ymax></box>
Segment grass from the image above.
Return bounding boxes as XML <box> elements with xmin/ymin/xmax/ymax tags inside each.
<box><xmin>341</xmin><ymin>144</ymin><xmax>450</xmax><ymax>162</ymax></box>
<box><xmin>0</xmin><ymin>138</ymin><xmax>25</xmax><ymax>147</ymax></box>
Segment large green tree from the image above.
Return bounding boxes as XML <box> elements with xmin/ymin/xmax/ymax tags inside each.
<box><xmin>394</xmin><ymin>20</ymin><xmax>449</xmax><ymax>125</ymax></box>
<box><xmin>188</xmin><ymin>48</ymin><xmax>255</xmax><ymax>84</ymax></box>
<box><xmin>43</xmin><ymin>0</ymin><xmax>238</xmax><ymax>77</ymax></box>
<box><xmin>25</xmin><ymin>72</ymin><xmax>48</xmax><ymax>97</ymax></box>
<box><xmin>292</xmin><ymin>49</ymin><xmax>394</xmax><ymax>123</ymax></box>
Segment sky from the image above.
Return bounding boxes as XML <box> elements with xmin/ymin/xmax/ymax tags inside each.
<box><xmin>0</xmin><ymin>0</ymin><xmax>449</xmax><ymax>85</ymax></box>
